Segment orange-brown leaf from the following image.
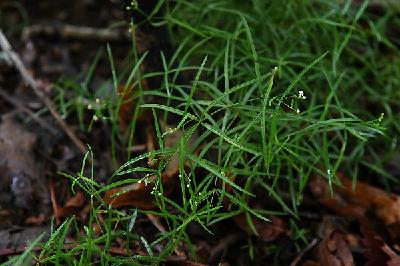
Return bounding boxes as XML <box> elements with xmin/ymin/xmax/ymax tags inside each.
<box><xmin>317</xmin><ymin>230</ymin><xmax>354</xmax><ymax>266</ymax></box>
<box><xmin>103</xmin><ymin>169</ymin><xmax>178</xmax><ymax>209</ymax></box>
<box><xmin>362</xmin><ymin>225</ymin><xmax>400</xmax><ymax>266</ymax></box>
<box><xmin>310</xmin><ymin>172</ymin><xmax>400</xmax><ymax>226</ymax></box>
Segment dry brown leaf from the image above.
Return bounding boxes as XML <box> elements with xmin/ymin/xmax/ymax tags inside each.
<box><xmin>103</xmin><ymin>124</ymin><xmax>184</xmax><ymax>209</ymax></box>
<box><xmin>361</xmin><ymin>225</ymin><xmax>400</xmax><ymax>266</ymax></box>
<box><xmin>64</xmin><ymin>190</ymin><xmax>86</xmax><ymax>208</ymax></box>
<box><xmin>310</xmin><ymin>172</ymin><xmax>400</xmax><ymax>226</ymax></box>
<box><xmin>57</xmin><ymin>190</ymin><xmax>87</xmax><ymax>217</ymax></box>
<box><xmin>103</xmin><ymin>170</ymin><xmax>177</xmax><ymax>209</ymax></box>
<box><xmin>317</xmin><ymin>230</ymin><xmax>354</xmax><ymax>266</ymax></box>
<box><xmin>25</xmin><ymin>214</ymin><xmax>46</xmax><ymax>225</ymax></box>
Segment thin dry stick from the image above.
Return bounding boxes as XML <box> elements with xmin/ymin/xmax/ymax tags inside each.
<box><xmin>146</xmin><ymin>214</ymin><xmax>186</xmax><ymax>257</ymax></box>
<box><xmin>48</xmin><ymin>177</ymin><xmax>61</xmax><ymax>225</ymax></box>
<box><xmin>0</xmin><ymin>243</ymin><xmax>130</xmax><ymax>258</ymax></box>
<box><xmin>22</xmin><ymin>24</ymin><xmax>130</xmax><ymax>42</ymax></box>
<box><xmin>0</xmin><ymin>87</ymin><xmax>59</xmax><ymax>135</ymax></box>
<box><xmin>0</xmin><ymin>30</ymin><xmax>86</xmax><ymax>154</ymax></box>
<box><xmin>290</xmin><ymin>238</ymin><xmax>319</xmax><ymax>266</ymax></box>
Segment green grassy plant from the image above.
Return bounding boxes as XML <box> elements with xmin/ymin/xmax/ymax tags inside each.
<box><xmin>6</xmin><ymin>0</ymin><xmax>400</xmax><ymax>264</ymax></box>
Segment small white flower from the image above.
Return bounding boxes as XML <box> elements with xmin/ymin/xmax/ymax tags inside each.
<box><xmin>327</xmin><ymin>169</ymin><xmax>332</xmax><ymax>176</ymax></box>
<box><xmin>298</xmin><ymin>90</ymin><xmax>306</xmax><ymax>99</ymax></box>
<box><xmin>95</xmin><ymin>98</ymin><xmax>100</xmax><ymax>104</ymax></box>
<box><xmin>93</xmin><ymin>115</ymin><xmax>98</xmax><ymax>121</ymax></box>
<box><xmin>296</xmin><ymin>109</ymin><xmax>300</xmax><ymax>114</ymax></box>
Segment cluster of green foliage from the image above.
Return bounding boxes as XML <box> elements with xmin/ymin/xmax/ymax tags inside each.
<box><xmin>4</xmin><ymin>0</ymin><xmax>400</xmax><ymax>265</ymax></box>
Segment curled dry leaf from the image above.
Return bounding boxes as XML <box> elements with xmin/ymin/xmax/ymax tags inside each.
<box><xmin>361</xmin><ymin>225</ymin><xmax>400</xmax><ymax>266</ymax></box>
<box><xmin>317</xmin><ymin>230</ymin><xmax>354</xmax><ymax>266</ymax></box>
<box><xmin>103</xmin><ymin>123</ymin><xmax>184</xmax><ymax>209</ymax></box>
<box><xmin>57</xmin><ymin>190</ymin><xmax>87</xmax><ymax>218</ymax></box>
<box><xmin>310</xmin><ymin>172</ymin><xmax>400</xmax><ymax>226</ymax></box>
<box><xmin>103</xmin><ymin>170</ymin><xmax>178</xmax><ymax>209</ymax></box>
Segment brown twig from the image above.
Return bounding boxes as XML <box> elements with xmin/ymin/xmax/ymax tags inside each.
<box><xmin>146</xmin><ymin>213</ymin><xmax>187</xmax><ymax>257</ymax></box>
<box><xmin>0</xmin><ymin>87</ymin><xmax>59</xmax><ymax>135</ymax></box>
<box><xmin>290</xmin><ymin>238</ymin><xmax>319</xmax><ymax>266</ymax></box>
<box><xmin>22</xmin><ymin>24</ymin><xmax>130</xmax><ymax>42</ymax></box>
<box><xmin>0</xmin><ymin>243</ymin><xmax>130</xmax><ymax>258</ymax></box>
<box><xmin>0</xmin><ymin>30</ymin><xmax>87</xmax><ymax>154</ymax></box>
<box><xmin>146</xmin><ymin>213</ymin><xmax>167</xmax><ymax>233</ymax></box>
<box><xmin>48</xmin><ymin>177</ymin><xmax>61</xmax><ymax>225</ymax></box>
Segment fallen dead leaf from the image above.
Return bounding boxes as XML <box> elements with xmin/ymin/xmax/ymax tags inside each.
<box><xmin>103</xmin><ymin>170</ymin><xmax>177</xmax><ymax>209</ymax></box>
<box><xmin>25</xmin><ymin>214</ymin><xmax>47</xmax><ymax>225</ymax></box>
<box><xmin>103</xmin><ymin>122</ymin><xmax>184</xmax><ymax>209</ymax></box>
<box><xmin>317</xmin><ymin>230</ymin><xmax>354</xmax><ymax>266</ymax></box>
<box><xmin>58</xmin><ymin>190</ymin><xmax>87</xmax><ymax>217</ymax></box>
<box><xmin>361</xmin><ymin>225</ymin><xmax>400</xmax><ymax>266</ymax></box>
<box><xmin>310</xmin><ymin>172</ymin><xmax>400</xmax><ymax>226</ymax></box>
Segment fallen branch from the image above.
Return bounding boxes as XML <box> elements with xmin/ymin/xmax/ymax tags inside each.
<box><xmin>0</xmin><ymin>30</ymin><xmax>86</xmax><ymax>154</ymax></box>
<box><xmin>22</xmin><ymin>24</ymin><xmax>130</xmax><ymax>42</ymax></box>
